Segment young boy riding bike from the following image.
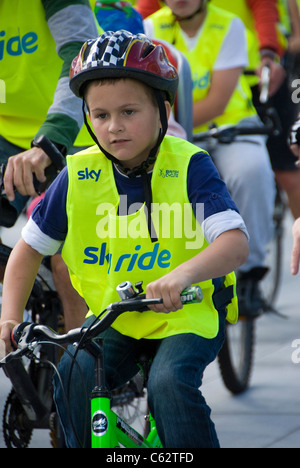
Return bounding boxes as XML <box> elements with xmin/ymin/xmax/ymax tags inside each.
<box><xmin>0</xmin><ymin>31</ymin><xmax>249</xmax><ymax>448</ymax></box>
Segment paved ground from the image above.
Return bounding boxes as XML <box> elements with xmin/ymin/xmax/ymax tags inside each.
<box><xmin>204</xmin><ymin>211</ymin><xmax>300</xmax><ymax>448</ymax></box>
<box><xmin>0</xmin><ymin>212</ymin><xmax>299</xmax><ymax>448</ymax></box>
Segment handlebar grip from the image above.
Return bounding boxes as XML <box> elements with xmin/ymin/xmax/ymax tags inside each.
<box><xmin>31</xmin><ymin>136</ymin><xmax>65</xmax><ymax>171</ymax></box>
<box><xmin>0</xmin><ymin>137</ymin><xmax>66</xmax><ymax>199</ymax></box>
<box><xmin>11</xmin><ymin>322</ymin><xmax>33</xmax><ymax>350</ymax></box>
<box><xmin>31</xmin><ymin>135</ymin><xmax>66</xmax><ymax>194</ymax></box>
<box><xmin>180</xmin><ymin>286</ymin><xmax>203</xmax><ymax>304</ymax></box>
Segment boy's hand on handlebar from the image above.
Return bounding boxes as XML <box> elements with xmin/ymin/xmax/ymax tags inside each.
<box><xmin>4</xmin><ymin>147</ymin><xmax>51</xmax><ymax>200</ymax></box>
<box><xmin>0</xmin><ymin>319</ymin><xmax>20</xmax><ymax>355</ymax></box>
<box><xmin>146</xmin><ymin>273</ymin><xmax>191</xmax><ymax>314</ymax></box>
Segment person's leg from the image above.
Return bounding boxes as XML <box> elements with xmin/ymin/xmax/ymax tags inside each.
<box><xmin>147</xmin><ymin>311</ymin><xmax>226</xmax><ymax>448</ymax></box>
<box><xmin>210</xmin><ymin>122</ymin><xmax>276</xmax><ymax>314</ymax></box>
<box><xmin>212</xmin><ymin>129</ymin><xmax>275</xmax><ymax>273</ymax></box>
<box><xmin>253</xmin><ymin>78</ymin><xmax>300</xmax><ymax>219</ymax></box>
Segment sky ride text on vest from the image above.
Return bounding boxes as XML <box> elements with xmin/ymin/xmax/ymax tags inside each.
<box><xmin>84</xmin><ymin>241</ymin><xmax>172</xmax><ymax>274</ymax></box>
<box><xmin>0</xmin><ymin>30</ymin><xmax>38</xmax><ymax>61</ymax></box>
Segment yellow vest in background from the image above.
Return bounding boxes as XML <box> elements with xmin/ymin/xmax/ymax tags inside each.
<box><xmin>148</xmin><ymin>4</ymin><xmax>256</xmax><ymax>133</ymax></box>
<box><xmin>0</xmin><ymin>0</ymin><xmax>94</xmax><ymax>150</ymax></box>
<box><xmin>62</xmin><ymin>136</ymin><xmax>238</xmax><ymax>340</ymax></box>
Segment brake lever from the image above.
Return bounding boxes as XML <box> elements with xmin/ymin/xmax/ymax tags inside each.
<box><xmin>0</xmin><ymin>346</ymin><xmax>31</xmax><ymax>367</ymax></box>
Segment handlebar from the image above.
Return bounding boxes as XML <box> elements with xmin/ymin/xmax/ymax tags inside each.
<box><xmin>31</xmin><ymin>135</ymin><xmax>66</xmax><ymax>194</ymax></box>
<box><xmin>0</xmin><ymin>137</ymin><xmax>66</xmax><ymax>227</ymax></box>
<box><xmin>0</xmin><ymin>135</ymin><xmax>66</xmax><ymax>197</ymax></box>
<box><xmin>193</xmin><ymin>108</ymin><xmax>282</xmax><ymax>145</ymax></box>
<box><xmin>194</xmin><ymin>65</ymin><xmax>282</xmax><ymax>146</ymax></box>
<box><xmin>244</xmin><ymin>65</ymin><xmax>270</xmax><ymax>104</ymax></box>
<box><xmin>0</xmin><ymin>283</ymin><xmax>203</xmax><ymax>366</ymax></box>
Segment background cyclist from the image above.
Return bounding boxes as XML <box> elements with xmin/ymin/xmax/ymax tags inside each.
<box><xmin>139</xmin><ymin>0</ymin><xmax>300</xmax><ymax>219</ymax></box>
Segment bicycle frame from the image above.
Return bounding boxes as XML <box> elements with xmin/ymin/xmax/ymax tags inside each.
<box><xmin>91</xmin><ymin>394</ymin><xmax>161</xmax><ymax>448</ymax></box>
<box><xmin>88</xmin><ymin>338</ymin><xmax>162</xmax><ymax>448</ymax></box>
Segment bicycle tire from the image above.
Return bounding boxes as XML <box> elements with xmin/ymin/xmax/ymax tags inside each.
<box><xmin>261</xmin><ymin>228</ymin><xmax>283</xmax><ymax>306</ymax></box>
<box><xmin>218</xmin><ymin>318</ymin><xmax>255</xmax><ymax>394</ymax></box>
<box><xmin>112</xmin><ymin>373</ymin><xmax>149</xmax><ymax>437</ymax></box>
<box><xmin>260</xmin><ymin>188</ymin><xmax>286</xmax><ymax>306</ymax></box>
<box><xmin>3</xmin><ymin>389</ymin><xmax>33</xmax><ymax>449</ymax></box>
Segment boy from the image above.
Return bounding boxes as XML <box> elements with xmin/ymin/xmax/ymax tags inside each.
<box><xmin>0</xmin><ymin>31</ymin><xmax>249</xmax><ymax>448</ymax></box>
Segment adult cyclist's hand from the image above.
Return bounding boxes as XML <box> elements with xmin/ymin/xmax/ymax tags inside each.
<box><xmin>0</xmin><ymin>319</ymin><xmax>19</xmax><ymax>355</ymax></box>
<box><xmin>4</xmin><ymin>147</ymin><xmax>51</xmax><ymax>200</ymax></box>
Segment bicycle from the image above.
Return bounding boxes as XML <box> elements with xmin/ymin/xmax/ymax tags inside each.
<box><xmin>0</xmin><ymin>137</ymin><xmax>68</xmax><ymax>448</ymax></box>
<box><xmin>1</xmin><ymin>260</ymin><xmax>65</xmax><ymax>448</ymax></box>
<box><xmin>1</xmin><ymin>281</ymin><xmax>203</xmax><ymax>448</ymax></box>
<box><xmin>193</xmin><ymin>109</ymin><xmax>287</xmax><ymax>395</ymax></box>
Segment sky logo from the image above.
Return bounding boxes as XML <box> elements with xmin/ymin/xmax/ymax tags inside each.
<box><xmin>78</xmin><ymin>168</ymin><xmax>101</xmax><ymax>182</ymax></box>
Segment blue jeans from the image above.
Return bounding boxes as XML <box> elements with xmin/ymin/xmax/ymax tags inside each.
<box><xmin>53</xmin><ymin>311</ymin><xmax>226</xmax><ymax>448</ymax></box>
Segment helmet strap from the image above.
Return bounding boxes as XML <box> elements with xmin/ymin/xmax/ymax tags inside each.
<box><xmin>82</xmin><ymin>100</ymin><xmax>121</xmax><ymax>165</ymax></box>
<box><xmin>82</xmin><ymin>91</ymin><xmax>169</xmax><ymax>242</ymax></box>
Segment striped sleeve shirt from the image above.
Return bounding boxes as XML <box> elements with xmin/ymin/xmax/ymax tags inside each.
<box><xmin>35</xmin><ymin>0</ymin><xmax>99</xmax><ymax>150</ymax></box>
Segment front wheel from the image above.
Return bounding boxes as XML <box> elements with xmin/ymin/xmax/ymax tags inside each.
<box><xmin>218</xmin><ymin>318</ymin><xmax>256</xmax><ymax>394</ymax></box>
<box><xmin>3</xmin><ymin>389</ymin><xmax>33</xmax><ymax>449</ymax></box>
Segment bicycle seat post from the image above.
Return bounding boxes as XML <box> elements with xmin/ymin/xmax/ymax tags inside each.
<box><xmin>84</xmin><ymin>338</ymin><xmax>109</xmax><ymax>397</ymax></box>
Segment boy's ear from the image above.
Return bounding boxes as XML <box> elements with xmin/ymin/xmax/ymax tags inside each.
<box><xmin>165</xmin><ymin>101</ymin><xmax>172</xmax><ymax>120</ymax></box>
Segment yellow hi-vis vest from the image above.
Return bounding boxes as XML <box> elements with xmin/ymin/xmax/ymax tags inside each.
<box><xmin>62</xmin><ymin>136</ymin><xmax>238</xmax><ymax>340</ymax></box>
<box><xmin>0</xmin><ymin>0</ymin><xmax>93</xmax><ymax>150</ymax></box>
<box><xmin>147</xmin><ymin>4</ymin><xmax>256</xmax><ymax>133</ymax></box>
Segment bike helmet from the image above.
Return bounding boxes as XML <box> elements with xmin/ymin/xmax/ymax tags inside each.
<box><xmin>70</xmin><ymin>30</ymin><xmax>178</xmax><ymax>106</ymax></box>
<box><xmin>70</xmin><ymin>31</ymin><xmax>179</xmax><ymax>241</ymax></box>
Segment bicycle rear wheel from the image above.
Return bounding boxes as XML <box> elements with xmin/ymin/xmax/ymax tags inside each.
<box><xmin>111</xmin><ymin>373</ymin><xmax>149</xmax><ymax>436</ymax></box>
<box><xmin>218</xmin><ymin>318</ymin><xmax>255</xmax><ymax>394</ymax></box>
<box><xmin>260</xmin><ymin>187</ymin><xmax>286</xmax><ymax>306</ymax></box>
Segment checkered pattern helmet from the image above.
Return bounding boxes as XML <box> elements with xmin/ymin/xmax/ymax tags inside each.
<box><xmin>69</xmin><ymin>30</ymin><xmax>179</xmax><ymax>105</ymax></box>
